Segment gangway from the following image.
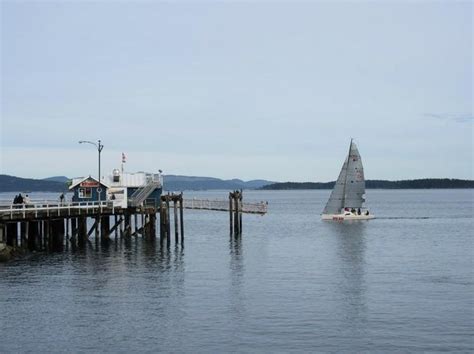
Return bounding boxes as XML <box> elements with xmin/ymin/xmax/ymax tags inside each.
<box><xmin>183</xmin><ymin>198</ymin><xmax>267</xmax><ymax>215</ymax></box>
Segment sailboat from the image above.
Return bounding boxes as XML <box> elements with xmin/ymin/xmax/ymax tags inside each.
<box><xmin>321</xmin><ymin>139</ymin><xmax>374</xmax><ymax>221</ymax></box>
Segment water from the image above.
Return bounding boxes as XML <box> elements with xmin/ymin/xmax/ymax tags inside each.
<box><xmin>1</xmin><ymin>189</ymin><xmax>473</xmax><ymax>352</ymax></box>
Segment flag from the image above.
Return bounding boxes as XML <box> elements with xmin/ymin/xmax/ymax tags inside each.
<box><xmin>122</xmin><ymin>152</ymin><xmax>126</xmax><ymax>163</ymax></box>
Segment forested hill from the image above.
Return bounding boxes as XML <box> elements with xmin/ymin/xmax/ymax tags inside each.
<box><xmin>0</xmin><ymin>174</ymin><xmax>274</xmax><ymax>192</ymax></box>
<box><xmin>1</xmin><ymin>174</ymin><xmax>472</xmax><ymax>193</ymax></box>
<box><xmin>261</xmin><ymin>179</ymin><xmax>474</xmax><ymax>190</ymax></box>
<box><xmin>0</xmin><ymin>175</ymin><xmax>68</xmax><ymax>192</ymax></box>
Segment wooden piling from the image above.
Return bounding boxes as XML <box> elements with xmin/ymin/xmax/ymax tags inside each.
<box><xmin>229</xmin><ymin>193</ymin><xmax>233</xmax><ymax>235</ymax></box>
<box><xmin>101</xmin><ymin>216</ymin><xmax>110</xmax><ymax>241</ymax></box>
<box><xmin>159</xmin><ymin>202</ymin><xmax>164</xmax><ymax>243</ymax></box>
<box><xmin>45</xmin><ymin>220</ymin><xmax>51</xmax><ymax>251</ymax></box>
<box><xmin>114</xmin><ymin>215</ymin><xmax>118</xmax><ymax>239</ymax></box>
<box><xmin>78</xmin><ymin>216</ymin><xmax>87</xmax><ymax>247</ymax></box>
<box><xmin>174</xmin><ymin>200</ymin><xmax>178</xmax><ymax>243</ymax></box>
<box><xmin>134</xmin><ymin>214</ymin><xmax>138</xmax><ymax>234</ymax></box>
<box><xmin>65</xmin><ymin>218</ymin><xmax>69</xmax><ymax>250</ymax></box>
<box><xmin>166</xmin><ymin>198</ymin><xmax>171</xmax><ymax>244</ymax></box>
<box><xmin>94</xmin><ymin>217</ymin><xmax>100</xmax><ymax>241</ymax></box>
<box><xmin>179</xmin><ymin>194</ymin><xmax>184</xmax><ymax>243</ymax></box>
<box><xmin>51</xmin><ymin>219</ymin><xmax>64</xmax><ymax>252</ymax></box>
<box><xmin>124</xmin><ymin>213</ymin><xmax>131</xmax><ymax>237</ymax></box>
<box><xmin>20</xmin><ymin>222</ymin><xmax>27</xmax><ymax>248</ymax></box>
<box><xmin>6</xmin><ymin>223</ymin><xmax>17</xmax><ymax>247</ymax></box>
<box><xmin>71</xmin><ymin>218</ymin><xmax>77</xmax><ymax>247</ymax></box>
<box><xmin>0</xmin><ymin>223</ymin><xmax>5</xmax><ymax>244</ymax></box>
<box><xmin>28</xmin><ymin>221</ymin><xmax>38</xmax><ymax>251</ymax></box>
<box><xmin>228</xmin><ymin>190</ymin><xmax>242</xmax><ymax>235</ymax></box>
<box><xmin>38</xmin><ymin>221</ymin><xmax>44</xmax><ymax>250</ymax></box>
<box><xmin>234</xmin><ymin>193</ymin><xmax>239</xmax><ymax>235</ymax></box>
<box><xmin>239</xmin><ymin>192</ymin><xmax>243</xmax><ymax>234</ymax></box>
<box><xmin>149</xmin><ymin>213</ymin><xmax>156</xmax><ymax>239</ymax></box>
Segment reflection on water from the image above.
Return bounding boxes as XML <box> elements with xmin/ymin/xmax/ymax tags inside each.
<box><xmin>227</xmin><ymin>234</ymin><xmax>248</xmax><ymax>345</ymax></box>
<box><xmin>328</xmin><ymin>222</ymin><xmax>368</xmax><ymax>337</ymax></box>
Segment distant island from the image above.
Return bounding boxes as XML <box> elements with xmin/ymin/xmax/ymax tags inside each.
<box><xmin>0</xmin><ymin>175</ymin><xmax>70</xmax><ymax>192</ymax></box>
<box><xmin>261</xmin><ymin>179</ymin><xmax>474</xmax><ymax>190</ymax></box>
<box><xmin>1</xmin><ymin>175</ymin><xmax>472</xmax><ymax>193</ymax></box>
<box><xmin>162</xmin><ymin>175</ymin><xmax>274</xmax><ymax>191</ymax></box>
<box><xmin>0</xmin><ymin>174</ymin><xmax>274</xmax><ymax>192</ymax></box>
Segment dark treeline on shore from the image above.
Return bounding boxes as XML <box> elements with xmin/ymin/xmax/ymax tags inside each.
<box><xmin>1</xmin><ymin>174</ymin><xmax>473</xmax><ymax>193</ymax></box>
<box><xmin>261</xmin><ymin>179</ymin><xmax>474</xmax><ymax>190</ymax></box>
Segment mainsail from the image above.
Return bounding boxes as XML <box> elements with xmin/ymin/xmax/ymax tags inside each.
<box><xmin>322</xmin><ymin>140</ymin><xmax>366</xmax><ymax>214</ymax></box>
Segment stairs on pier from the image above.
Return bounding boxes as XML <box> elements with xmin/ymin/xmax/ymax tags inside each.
<box><xmin>128</xmin><ymin>181</ymin><xmax>161</xmax><ymax>207</ymax></box>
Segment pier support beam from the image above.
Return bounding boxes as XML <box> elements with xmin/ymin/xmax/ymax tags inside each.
<box><xmin>124</xmin><ymin>213</ymin><xmax>131</xmax><ymax>237</ymax></box>
<box><xmin>166</xmin><ymin>198</ymin><xmax>171</xmax><ymax>244</ymax></box>
<box><xmin>70</xmin><ymin>218</ymin><xmax>77</xmax><ymax>247</ymax></box>
<box><xmin>179</xmin><ymin>193</ymin><xmax>184</xmax><ymax>243</ymax></box>
<box><xmin>38</xmin><ymin>221</ymin><xmax>44</xmax><ymax>250</ymax></box>
<box><xmin>160</xmin><ymin>194</ymin><xmax>184</xmax><ymax>246</ymax></box>
<box><xmin>51</xmin><ymin>219</ymin><xmax>64</xmax><ymax>252</ymax></box>
<box><xmin>28</xmin><ymin>221</ymin><xmax>39</xmax><ymax>251</ymax></box>
<box><xmin>174</xmin><ymin>199</ymin><xmax>178</xmax><ymax>243</ymax></box>
<box><xmin>114</xmin><ymin>215</ymin><xmax>118</xmax><ymax>239</ymax></box>
<box><xmin>0</xmin><ymin>223</ymin><xmax>5</xmax><ymax>244</ymax></box>
<box><xmin>45</xmin><ymin>220</ymin><xmax>51</xmax><ymax>251</ymax></box>
<box><xmin>78</xmin><ymin>216</ymin><xmax>87</xmax><ymax>247</ymax></box>
<box><xmin>160</xmin><ymin>201</ymin><xmax>166</xmax><ymax>244</ymax></box>
<box><xmin>20</xmin><ymin>222</ymin><xmax>28</xmax><ymax>248</ymax></box>
<box><xmin>6</xmin><ymin>223</ymin><xmax>17</xmax><ymax>247</ymax></box>
<box><xmin>149</xmin><ymin>213</ymin><xmax>156</xmax><ymax>239</ymax></box>
<box><xmin>100</xmin><ymin>216</ymin><xmax>110</xmax><ymax>242</ymax></box>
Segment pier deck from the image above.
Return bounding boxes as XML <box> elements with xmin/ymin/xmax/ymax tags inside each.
<box><xmin>0</xmin><ymin>200</ymin><xmax>154</xmax><ymax>222</ymax></box>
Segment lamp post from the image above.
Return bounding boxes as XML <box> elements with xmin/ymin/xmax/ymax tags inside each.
<box><xmin>79</xmin><ymin>139</ymin><xmax>104</xmax><ymax>204</ymax></box>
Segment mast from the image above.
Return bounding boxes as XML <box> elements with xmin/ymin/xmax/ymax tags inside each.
<box><xmin>341</xmin><ymin>139</ymin><xmax>353</xmax><ymax>209</ymax></box>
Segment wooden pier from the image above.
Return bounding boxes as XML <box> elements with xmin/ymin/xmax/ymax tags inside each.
<box><xmin>0</xmin><ymin>200</ymin><xmax>159</xmax><ymax>251</ymax></box>
<box><xmin>0</xmin><ymin>191</ymin><xmax>267</xmax><ymax>254</ymax></box>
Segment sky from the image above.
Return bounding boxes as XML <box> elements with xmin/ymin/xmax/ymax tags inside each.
<box><xmin>1</xmin><ymin>0</ymin><xmax>472</xmax><ymax>182</ymax></box>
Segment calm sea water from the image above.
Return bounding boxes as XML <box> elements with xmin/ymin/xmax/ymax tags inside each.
<box><xmin>0</xmin><ymin>189</ymin><xmax>473</xmax><ymax>353</ymax></box>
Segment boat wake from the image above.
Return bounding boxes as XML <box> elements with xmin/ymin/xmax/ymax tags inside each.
<box><xmin>376</xmin><ymin>216</ymin><xmax>431</xmax><ymax>220</ymax></box>
<box><xmin>376</xmin><ymin>216</ymin><xmax>470</xmax><ymax>220</ymax></box>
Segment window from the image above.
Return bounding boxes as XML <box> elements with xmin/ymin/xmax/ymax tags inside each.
<box><xmin>78</xmin><ymin>188</ymin><xmax>92</xmax><ymax>198</ymax></box>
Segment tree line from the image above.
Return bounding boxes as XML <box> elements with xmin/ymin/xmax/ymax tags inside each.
<box><xmin>260</xmin><ymin>179</ymin><xmax>474</xmax><ymax>190</ymax></box>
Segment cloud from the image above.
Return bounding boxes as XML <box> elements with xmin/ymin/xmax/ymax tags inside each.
<box><xmin>424</xmin><ymin>113</ymin><xmax>474</xmax><ymax>123</ymax></box>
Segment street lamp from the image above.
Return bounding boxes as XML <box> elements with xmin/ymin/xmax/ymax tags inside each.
<box><xmin>79</xmin><ymin>139</ymin><xmax>104</xmax><ymax>203</ymax></box>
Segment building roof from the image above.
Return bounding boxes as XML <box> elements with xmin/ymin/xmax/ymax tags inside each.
<box><xmin>69</xmin><ymin>176</ymin><xmax>110</xmax><ymax>190</ymax></box>
<box><xmin>104</xmin><ymin>171</ymin><xmax>162</xmax><ymax>188</ymax></box>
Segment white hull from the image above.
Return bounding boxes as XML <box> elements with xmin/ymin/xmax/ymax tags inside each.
<box><xmin>321</xmin><ymin>213</ymin><xmax>375</xmax><ymax>221</ymax></box>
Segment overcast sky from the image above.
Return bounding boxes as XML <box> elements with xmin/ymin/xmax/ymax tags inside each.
<box><xmin>1</xmin><ymin>1</ymin><xmax>472</xmax><ymax>182</ymax></box>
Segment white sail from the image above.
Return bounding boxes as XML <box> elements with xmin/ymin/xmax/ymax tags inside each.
<box><xmin>322</xmin><ymin>140</ymin><xmax>366</xmax><ymax>215</ymax></box>
<box><xmin>322</xmin><ymin>159</ymin><xmax>348</xmax><ymax>214</ymax></box>
<box><xmin>344</xmin><ymin>142</ymin><xmax>366</xmax><ymax>208</ymax></box>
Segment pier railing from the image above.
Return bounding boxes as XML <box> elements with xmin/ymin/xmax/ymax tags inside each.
<box><xmin>183</xmin><ymin>198</ymin><xmax>267</xmax><ymax>215</ymax></box>
<box><xmin>0</xmin><ymin>200</ymin><xmax>115</xmax><ymax>220</ymax></box>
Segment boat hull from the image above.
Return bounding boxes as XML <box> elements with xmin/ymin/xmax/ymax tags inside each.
<box><xmin>321</xmin><ymin>213</ymin><xmax>375</xmax><ymax>221</ymax></box>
